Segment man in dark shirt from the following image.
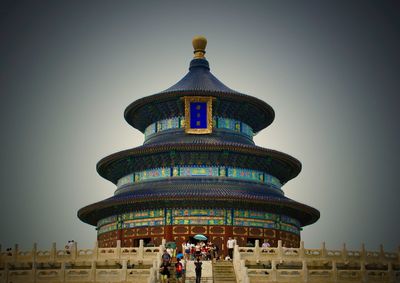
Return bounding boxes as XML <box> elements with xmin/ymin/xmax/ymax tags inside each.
<box><xmin>159</xmin><ymin>261</ymin><xmax>170</xmax><ymax>283</ymax></box>
<box><xmin>194</xmin><ymin>257</ymin><xmax>202</xmax><ymax>283</ymax></box>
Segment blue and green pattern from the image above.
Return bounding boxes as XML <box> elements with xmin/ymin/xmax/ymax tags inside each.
<box><xmin>179</xmin><ymin>166</ymin><xmax>219</xmax><ymax>177</ymax></box>
<box><xmin>117</xmin><ymin>166</ymin><xmax>282</xmax><ymax>189</ymax></box>
<box><xmin>98</xmin><ymin>222</ymin><xmax>118</xmax><ymax>234</ymax></box>
<box><xmin>233</xmin><ymin>219</ymin><xmax>276</xmax><ymax>229</ymax></box>
<box><xmin>144</xmin><ymin>116</ymin><xmax>254</xmax><ymax>140</ymax></box>
<box><xmin>121</xmin><ymin>209</ymin><xmax>164</xmax><ymax>220</ymax></box>
<box><xmin>97</xmin><ymin>209</ymin><xmax>300</xmax><ymax>235</ymax></box>
<box><xmin>97</xmin><ymin>215</ymin><xmax>117</xmax><ymax>227</ymax></box>
<box><xmin>123</xmin><ymin>219</ymin><xmax>164</xmax><ymax>229</ymax></box>
<box><xmin>173</xmin><ymin>209</ymin><xmax>225</xmax><ymax>217</ymax></box>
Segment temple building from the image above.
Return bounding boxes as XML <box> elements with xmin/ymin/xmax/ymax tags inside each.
<box><xmin>77</xmin><ymin>36</ymin><xmax>320</xmax><ymax>251</ymax></box>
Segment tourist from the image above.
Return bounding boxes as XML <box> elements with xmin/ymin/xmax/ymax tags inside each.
<box><xmin>195</xmin><ymin>242</ymin><xmax>201</xmax><ymax>258</ymax></box>
<box><xmin>181</xmin><ymin>258</ymin><xmax>186</xmax><ymax>276</ymax></box>
<box><xmin>159</xmin><ymin>261</ymin><xmax>170</xmax><ymax>283</ymax></box>
<box><xmin>176</xmin><ymin>250</ymin><xmax>184</xmax><ymax>260</ymax></box>
<box><xmin>65</xmin><ymin>240</ymin><xmax>74</xmax><ymax>255</ymax></box>
<box><xmin>166</xmin><ymin>246</ymin><xmax>174</xmax><ymax>258</ymax></box>
<box><xmin>162</xmin><ymin>249</ymin><xmax>171</xmax><ymax>264</ymax></box>
<box><xmin>227</xmin><ymin>237</ymin><xmax>235</xmax><ymax>260</ymax></box>
<box><xmin>6</xmin><ymin>248</ymin><xmax>12</xmax><ymax>256</ymax></box>
<box><xmin>213</xmin><ymin>243</ymin><xmax>219</xmax><ymax>260</ymax></box>
<box><xmin>184</xmin><ymin>241</ymin><xmax>191</xmax><ymax>260</ymax></box>
<box><xmin>262</xmin><ymin>239</ymin><xmax>270</xmax><ymax>248</ymax></box>
<box><xmin>181</xmin><ymin>241</ymin><xmax>187</xmax><ymax>259</ymax></box>
<box><xmin>175</xmin><ymin>257</ymin><xmax>184</xmax><ymax>283</ymax></box>
<box><xmin>194</xmin><ymin>257</ymin><xmax>202</xmax><ymax>283</ymax></box>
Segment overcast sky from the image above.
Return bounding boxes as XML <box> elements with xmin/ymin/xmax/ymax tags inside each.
<box><xmin>0</xmin><ymin>0</ymin><xmax>399</xmax><ymax>252</ymax></box>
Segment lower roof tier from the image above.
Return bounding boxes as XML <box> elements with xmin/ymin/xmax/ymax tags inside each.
<box><xmin>97</xmin><ymin>142</ymin><xmax>301</xmax><ymax>186</ymax></box>
<box><xmin>77</xmin><ymin>179</ymin><xmax>319</xmax><ymax>227</ymax></box>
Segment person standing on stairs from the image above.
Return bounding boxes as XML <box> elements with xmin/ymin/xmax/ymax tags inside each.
<box><xmin>194</xmin><ymin>257</ymin><xmax>202</xmax><ymax>283</ymax></box>
<box><xmin>175</xmin><ymin>257</ymin><xmax>184</xmax><ymax>283</ymax></box>
<box><xmin>227</xmin><ymin>237</ymin><xmax>235</xmax><ymax>260</ymax></box>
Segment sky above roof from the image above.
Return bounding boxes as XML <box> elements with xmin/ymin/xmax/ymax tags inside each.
<box><xmin>0</xmin><ymin>0</ymin><xmax>399</xmax><ymax>251</ymax></box>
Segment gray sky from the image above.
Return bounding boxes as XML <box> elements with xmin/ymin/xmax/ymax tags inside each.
<box><xmin>0</xmin><ymin>0</ymin><xmax>399</xmax><ymax>252</ymax></box>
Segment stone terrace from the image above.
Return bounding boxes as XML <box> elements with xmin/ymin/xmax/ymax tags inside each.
<box><xmin>1</xmin><ymin>240</ymin><xmax>399</xmax><ymax>282</ymax></box>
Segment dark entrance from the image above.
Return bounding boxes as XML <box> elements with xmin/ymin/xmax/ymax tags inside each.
<box><xmin>133</xmin><ymin>238</ymin><xmax>152</xmax><ymax>247</ymax></box>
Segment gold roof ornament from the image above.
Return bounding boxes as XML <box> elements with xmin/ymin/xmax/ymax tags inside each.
<box><xmin>192</xmin><ymin>35</ymin><xmax>207</xmax><ymax>59</ymax></box>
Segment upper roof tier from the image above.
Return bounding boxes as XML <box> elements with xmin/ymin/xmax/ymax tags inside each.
<box><xmin>124</xmin><ymin>36</ymin><xmax>275</xmax><ymax>133</ymax></box>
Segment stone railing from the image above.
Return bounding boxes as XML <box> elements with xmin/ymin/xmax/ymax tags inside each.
<box><xmin>1</xmin><ymin>240</ymin><xmax>399</xmax><ymax>283</ymax></box>
<box><xmin>233</xmin><ymin>244</ymin><xmax>250</xmax><ymax>283</ymax></box>
<box><xmin>0</xmin><ymin>240</ymin><xmax>163</xmax><ymax>283</ymax></box>
<box><xmin>234</xmin><ymin>240</ymin><xmax>400</xmax><ymax>283</ymax></box>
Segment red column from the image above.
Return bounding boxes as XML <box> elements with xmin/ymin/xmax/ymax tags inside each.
<box><xmin>165</xmin><ymin>225</ymin><xmax>173</xmax><ymax>242</ymax></box>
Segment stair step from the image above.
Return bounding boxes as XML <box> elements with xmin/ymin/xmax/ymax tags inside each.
<box><xmin>212</xmin><ymin>260</ymin><xmax>236</xmax><ymax>283</ymax></box>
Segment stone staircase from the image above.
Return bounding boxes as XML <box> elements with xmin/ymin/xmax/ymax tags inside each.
<box><xmin>213</xmin><ymin>261</ymin><xmax>237</xmax><ymax>283</ymax></box>
<box><xmin>155</xmin><ymin>260</ymin><xmax>237</xmax><ymax>283</ymax></box>
<box><xmin>158</xmin><ymin>259</ymin><xmax>213</xmax><ymax>283</ymax></box>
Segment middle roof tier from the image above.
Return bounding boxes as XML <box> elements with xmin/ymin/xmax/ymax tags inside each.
<box><xmin>96</xmin><ymin>142</ymin><xmax>301</xmax><ymax>186</ymax></box>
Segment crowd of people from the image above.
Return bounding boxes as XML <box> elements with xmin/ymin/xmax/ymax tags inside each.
<box><xmin>182</xmin><ymin>239</ymin><xmax>220</xmax><ymax>261</ymax></box>
<box><xmin>159</xmin><ymin>237</ymin><xmax>270</xmax><ymax>282</ymax></box>
<box><xmin>159</xmin><ymin>239</ymin><xmax>219</xmax><ymax>283</ymax></box>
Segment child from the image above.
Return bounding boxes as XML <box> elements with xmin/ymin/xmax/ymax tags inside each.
<box><xmin>175</xmin><ymin>258</ymin><xmax>184</xmax><ymax>283</ymax></box>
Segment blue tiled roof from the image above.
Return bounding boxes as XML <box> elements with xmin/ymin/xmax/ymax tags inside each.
<box><xmin>161</xmin><ymin>59</ymin><xmax>240</xmax><ymax>94</ymax></box>
<box><xmin>77</xmin><ymin>182</ymin><xmax>320</xmax><ymax>227</ymax></box>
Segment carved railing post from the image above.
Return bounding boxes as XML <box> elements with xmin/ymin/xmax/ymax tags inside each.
<box><xmin>5</xmin><ymin>257</ymin><xmax>9</xmax><ymax>283</ymax></box>
<box><xmin>332</xmin><ymin>260</ymin><xmax>337</xmax><ymax>282</ymax></box>
<box><xmin>271</xmin><ymin>260</ymin><xmax>277</xmax><ymax>282</ymax></box>
<box><xmin>91</xmin><ymin>260</ymin><xmax>96</xmax><ymax>282</ymax></box>
<box><xmin>342</xmin><ymin>243</ymin><xmax>348</xmax><ymax>261</ymax></box>
<box><xmin>13</xmin><ymin>244</ymin><xmax>18</xmax><ymax>262</ymax></box>
<box><xmin>61</xmin><ymin>261</ymin><xmax>66</xmax><ymax>283</ymax></box>
<box><xmin>387</xmin><ymin>262</ymin><xmax>394</xmax><ymax>283</ymax></box>
<box><xmin>361</xmin><ymin>243</ymin><xmax>366</xmax><ymax>261</ymax></box>
<box><xmin>32</xmin><ymin>252</ymin><xmax>37</xmax><ymax>283</ymax></box>
<box><xmin>302</xmin><ymin>260</ymin><xmax>308</xmax><ymax>282</ymax></box>
<box><xmin>138</xmin><ymin>239</ymin><xmax>144</xmax><ymax>260</ymax></box>
<box><xmin>240</xmin><ymin>259</ymin><xmax>250</xmax><ymax>283</ymax></box>
<box><xmin>321</xmin><ymin>242</ymin><xmax>327</xmax><ymax>258</ymax></box>
<box><xmin>360</xmin><ymin>243</ymin><xmax>367</xmax><ymax>283</ymax></box>
<box><xmin>299</xmin><ymin>241</ymin><xmax>305</xmax><ymax>258</ymax></box>
<box><xmin>32</xmin><ymin>243</ymin><xmax>37</xmax><ymax>264</ymax></box>
<box><xmin>277</xmin><ymin>240</ymin><xmax>283</xmax><ymax>258</ymax></box>
<box><xmin>93</xmin><ymin>241</ymin><xmax>99</xmax><ymax>261</ymax></box>
<box><xmin>51</xmin><ymin>242</ymin><xmax>56</xmax><ymax>262</ymax></box>
<box><xmin>255</xmin><ymin>239</ymin><xmax>260</xmax><ymax>262</ymax></box>
<box><xmin>121</xmin><ymin>259</ymin><xmax>127</xmax><ymax>281</ymax></box>
<box><xmin>154</xmin><ymin>244</ymin><xmax>163</xmax><ymax>281</ymax></box>
<box><xmin>116</xmin><ymin>240</ymin><xmax>121</xmax><ymax>260</ymax></box>
<box><xmin>71</xmin><ymin>241</ymin><xmax>77</xmax><ymax>261</ymax></box>
<box><xmin>397</xmin><ymin>245</ymin><xmax>400</xmax><ymax>264</ymax></box>
<box><xmin>360</xmin><ymin>258</ymin><xmax>367</xmax><ymax>283</ymax></box>
<box><xmin>379</xmin><ymin>244</ymin><xmax>385</xmax><ymax>261</ymax></box>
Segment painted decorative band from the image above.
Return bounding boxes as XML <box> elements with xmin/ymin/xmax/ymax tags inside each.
<box><xmin>116</xmin><ymin>166</ymin><xmax>282</xmax><ymax>189</ymax></box>
<box><xmin>144</xmin><ymin>116</ymin><xmax>253</xmax><ymax>140</ymax></box>
<box><xmin>97</xmin><ymin>209</ymin><xmax>300</xmax><ymax>235</ymax></box>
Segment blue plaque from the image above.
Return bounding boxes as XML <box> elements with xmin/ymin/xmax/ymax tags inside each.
<box><xmin>190</xmin><ymin>102</ymin><xmax>207</xmax><ymax>128</ymax></box>
<box><xmin>184</xmin><ymin>96</ymin><xmax>213</xmax><ymax>134</ymax></box>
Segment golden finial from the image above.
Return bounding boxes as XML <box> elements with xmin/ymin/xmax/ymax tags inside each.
<box><xmin>192</xmin><ymin>36</ymin><xmax>207</xmax><ymax>59</ymax></box>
